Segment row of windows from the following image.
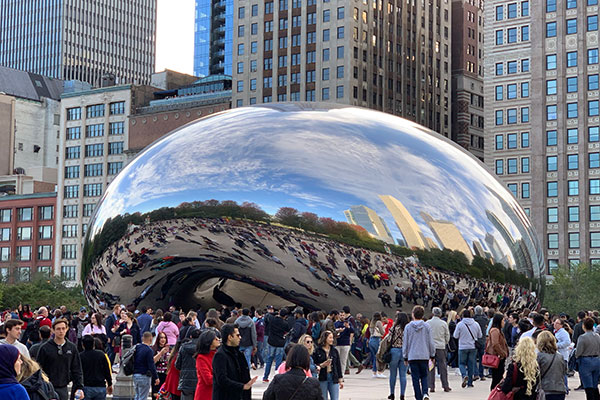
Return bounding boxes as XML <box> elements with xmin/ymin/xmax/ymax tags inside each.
<box><xmin>64</xmin><ymin>183</ymin><xmax>104</xmax><ymax>198</ymax></box>
<box><xmin>545</xmin><ymin>50</ymin><xmax>599</xmax><ymax>70</ymax></box>
<box><xmin>0</xmin><ymin>206</ymin><xmax>53</xmax><ymax>223</ymax></box>
<box><xmin>494</xmin><ymin>157</ymin><xmax>530</xmax><ymax>175</ymax></box>
<box><xmin>546</xmin><ymin>205</ymin><xmax>600</xmax><ymax>223</ymax></box>
<box><xmin>0</xmin><ymin>266</ymin><xmax>65</xmax><ymax>283</ymax></box>
<box><xmin>63</xmin><ymin>204</ymin><xmax>95</xmax><ymax>218</ymax></box>
<box><xmin>0</xmin><ymin>245</ymin><xmax>53</xmax><ymax>261</ymax></box>
<box><xmin>546</xmin><ymin>75</ymin><xmax>599</xmax><ymax>94</ymax></box>
<box><xmin>66</xmin><ymin>122</ymin><xmax>124</xmax><ymax>140</ymax></box>
<box><xmin>548</xmin><ymin>232</ymin><xmax>600</xmax><ymax>250</ymax></box>
<box><xmin>546</xmin><ymin>127</ymin><xmax>600</xmax><ymax>146</ymax></box>
<box><xmin>545</xmin><ymin>179</ymin><xmax>600</xmax><ymax>197</ymax></box>
<box><xmin>65</xmin><ymin>102</ymin><xmax>125</xmax><ymax>121</ymax></box>
<box><xmin>506</xmin><ymin>182</ymin><xmax>530</xmax><ymax>199</ymax></box>
<box><xmin>62</xmin><ymin>244</ymin><xmax>77</xmax><ymax>259</ymax></box>
<box><xmin>0</xmin><ymin>226</ymin><xmax>53</xmax><ymax>242</ymax></box>
<box><xmin>495</xmin><ymin>26</ymin><xmax>529</xmax><ymax>45</ymax></box>
<box><xmin>495</xmin><ymin>132</ymin><xmax>529</xmax><ymax>150</ymax></box>
<box><xmin>496</xmin><ymin>1</ymin><xmax>529</xmax><ymax>20</ymax></box>
<box><xmin>65</xmin><ymin>142</ymin><xmax>124</xmax><ymax>159</ymax></box>
<box><xmin>236</xmin><ymin>85</ymin><xmax>345</xmax><ymax>105</ymax></box>
<box><xmin>494</xmin><ymin>107</ymin><xmax>530</xmax><ymax>125</ymax></box>
<box><xmin>495</xmin><ymin>82</ymin><xmax>529</xmax><ymax>101</ymax></box>
<box><xmin>495</xmin><ymin>59</ymin><xmax>529</xmax><ymax>76</ymax></box>
<box><xmin>545</xmin><ymin>153</ymin><xmax>600</xmax><ymax>171</ymax></box>
<box><xmin>64</xmin><ymin>162</ymin><xmax>123</xmax><ymax>179</ymax></box>
<box><xmin>545</xmin><ymin>101</ymin><xmax>600</xmax><ymax>120</ymax></box>
<box><xmin>238</xmin><ymin>0</ymin><xmax>322</xmax><ymax>19</ymax></box>
<box><xmin>546</xmin><ymin>0</ymin><xmax>598</xmax><ymax>12</ymax></box>
<box><xmin>236</xmin><ymin>28</ymin><xmax>345</xmax><ymax>55</ymax></box>
<box><xmin>237</xmin><ymin>66</ymin><xmax>345</xmax><ymax>92</ymax></box>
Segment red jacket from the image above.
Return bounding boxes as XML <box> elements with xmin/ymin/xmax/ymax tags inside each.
<box><xmin>194</xmin><ymin>350</ymin><xmax>216</xmax><ymax>400</ymax></box>
<box><xmin>164</xmin><ymin>355</ymin><xmax>182</xmax><ymax>396</ymax></box>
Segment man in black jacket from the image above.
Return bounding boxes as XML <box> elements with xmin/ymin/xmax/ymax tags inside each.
<box><xmin>176</xmin><ymin>329</ymin><xmax>201</xmax><ymax>400</ymax></box>
<box><xmin>80</xmin><ymin>335</ymin><xmax>112</xmax><ymax>399</ymax></box>
<box><xmin>104</xmin><ymin>304</ymin><xmax>121</xmax><ymax>364</ymax></box>
<box><xmin>36</xmin><ymin>318</ymin><xmax>84</xmax><ymax>400</ymax></box>
<box><xmin>262</xmin><ymin>309</ymin><xmax>289</xmax><ymax>382</ymax></box>
<box><xmin>212</xmin><ymin>324</ymin><xmax>257</xmax><ymax>400</ymax></box>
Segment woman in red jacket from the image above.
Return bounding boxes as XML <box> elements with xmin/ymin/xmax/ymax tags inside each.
<box><xmin>164</xmin><ymin>341</ymin><xmax>183</xmax><ymax>400</ymax></box>
<box><xmin>194</xmin><ymin>330</ymin><xmax>221</xmax><ymax>400</ymax></box>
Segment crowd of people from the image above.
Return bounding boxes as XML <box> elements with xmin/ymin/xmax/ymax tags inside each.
<box><xmin>1</xmin><ymin>297</ymin><xmax>600</xmax><ymax>400</ymax></box>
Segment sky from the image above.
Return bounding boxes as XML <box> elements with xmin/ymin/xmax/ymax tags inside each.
<box><xmin>156</xmin><ymin>0</ymin><xmax>195</xmax><ymax>76</ymax></box>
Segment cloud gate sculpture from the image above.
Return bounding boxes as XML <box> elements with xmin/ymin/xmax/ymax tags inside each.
<box><xmin>83</xmin><ymin>103</ymin><xmax>543</xmax><ymax>315</ymax></box>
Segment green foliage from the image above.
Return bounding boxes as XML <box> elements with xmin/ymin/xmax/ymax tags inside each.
<box><xmin>544</xmin><ymin>263</ymin><xmax>600</xmax><ymax>316</ymax></box>
<box><xmin>0</xmin><ymin>277</ymin><xmax>87</xmax><ymax>310</ymax></box>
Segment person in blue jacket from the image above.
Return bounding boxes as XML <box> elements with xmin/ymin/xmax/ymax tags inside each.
<box><xmin>0</xmin><ymin>344</ymin><xmax>30</xmax><ymax>400</ymax></box>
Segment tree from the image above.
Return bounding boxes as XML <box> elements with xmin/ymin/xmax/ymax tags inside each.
<box><xmin>0</xmin><ymin>277</ymin><xmax>87</xmax><ymax>310</ymax></box>
<box><xmin>544</xmin><ymin>263</ymin><xmax>600</xmax><ymax>316</ymax></box>
<box><xmin>275</xmin><ymin>207</ymin><xmax>300</xmax><ymax>227</ymax></box>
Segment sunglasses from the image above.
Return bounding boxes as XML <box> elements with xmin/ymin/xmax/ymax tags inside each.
<box><xmin>305</xmin><ymin>340</ymin><xmax>313</xmax><ymax>343</ymax></box>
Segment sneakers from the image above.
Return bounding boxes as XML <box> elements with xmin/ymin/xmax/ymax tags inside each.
<box><xmin>423</xmin><ymin>395</ymin><xmax>430</xmax><ymax>400</ymax></box>
<box><xmin>262</xmin><ymin>379</ymin><xmax>269</xmax><ymax>383</ymax></box>
<box><xmin>461</xmin><ymin>376</ymin><xmax>468</xmax><ymax>388</ymax></box>
<box><xmin>356</xmin><ymin>365</ymin><xmax>364</xmax><ymax>374</ymax></box>
<box><xmin>480</xmin><ymin>376</ymin><xmax>486</xmax><ymax>381</ymax></box>
<box><xmin>377</xmin><ymin>373</ymin><xmax>388</xmax><ymax>379</ymax></box>
<box><xmin>473</xmin><ymin>376</ymin><xmax>480</xmax><ymax>381</ymax></box>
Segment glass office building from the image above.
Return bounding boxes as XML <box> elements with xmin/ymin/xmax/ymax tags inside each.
<box><xmin>0</xmin><ymin>0</ymin><xmax>156</xmax><ymax>86</ymax></box>
<box><xmin>194</xmin><ymin>0</ymin><xmax>233</xmax><ymax>77</ymax></box>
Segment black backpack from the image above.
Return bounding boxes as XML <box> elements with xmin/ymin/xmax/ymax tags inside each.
<box><xmin>122</xmin><ymin>344</ymin><xmax>139</xmax><ymax>376</ymax></box>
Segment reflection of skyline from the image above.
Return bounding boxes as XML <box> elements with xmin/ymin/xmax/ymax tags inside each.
<box><xmin>421</xmin><ymin>212</ymin><xmax>474</xmax><ymax>262</ymax></box>
<box><xmin>344</xmin><ymin>205</ymin><xmax>395</xmax><ymax>244</ymax></box>
<box><xmin>379</xmin><ymin>195</ymin><xmax>427</xmax><ymax>249</ymax></box>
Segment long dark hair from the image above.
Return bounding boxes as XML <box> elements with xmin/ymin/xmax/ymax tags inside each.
<box><xmin>167</xmin><ymin>341</ymin><xmax>182</xmax><ymax>371</ymax></box>
<box><xmin>318</xmin><ymin>330</ymin><xmax>333</xmax><ymax>347</ymax></box>
<box><xmin>492</xmin><ymin>313</ymin><xmax>503</xmax><ymax>330</ymax></box>
<box><xmin>394</xmin><ymin>312</ymin><xmax>409</xmax><ymax>330</ymax></box>
<box><xmin>93</xmin><ymin>312</ymin><xmax>103</xmax><ymax>329</ymax></box>
<box><xmin>195</xmin><ymin>330</ymin><xmax>220</xmax><ymax>356</ymax></box>
<box><xmin>372</xmin><ymin>312</ymin><xmax>381</xmax><ymax>323</ymax></box>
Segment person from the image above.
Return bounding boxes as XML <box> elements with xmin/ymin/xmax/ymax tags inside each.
<box><xmin>575</xmin><ymin>317</ymin><xmax>600</xmax><ymax>400</ymax></box>
<box><xmin>254</xmin><ymin>310</ymin><xmax>266</xmax><ymax>369</ymax></box>
<box><xmin>212</xmin><ymin>324</ymin><xmax>257</xmax><ymax>400</ymax></box>
<box><xmin>453</xmin><ymin>309</ymin><xmax>481</xmax><ymax>388</ymax></box>
<box><xmin>289</xmin><ymin>308</ymin><xmax>308</xmax><ymax>344</ymax></box>
<box><xmin>163</xmin><ymin>341</ymin><xmax>182</xmax><ymax>400</ymax></box>
<box><xmin>137</xmin><ymin>307</ymin><xmax>153</xmax><ymax>335</ymax></box>
<box><xmin>403</xmin><ymin>305</ymin><xmax>435</xmax><ymax>400</ymax></box>
<box><xmin>312</xmin><ymin>331</ymin><xmax>343</xmax><ymax>400</ymax></box>
<box><xmin>104</xmin><ymin>305</ymin><xmax>121</xmax><ymax>365</ymax></box>
<box><xmin>553</xmin><ymin>318</ymin><xmax>571</xmax><ymax>393</ymax></box>
<box><xmin>29</xmin><ymin>326</ymin><xmax>51</xmax><ymax>361</ymax></box>
<box><xmin>0</xmin><ymin>320</ymin><xmax>30</xmax><ymax>358</ymax></box>
<box><xmin>113</xmin><ymin>312</ymin><xmax>141</xmax><ymax>346</ymax></box>
<box><xmin>36</xmin><ymin>318</ymin><xmax>84</xmax><ymax>400</ymax></box>
<box><xmin>333</xmin><ymin>311</ymin><xmax>353</xmax><ymax>376</ymax></box>
<box><xmin>235</xmin><ymin>309</ymin><xmax>257</xmax><ymax>368</ymax></box>
<box><xmin>262</xmin><ymin>345</ymin><xmax>323</xmax><ymax>400</ymax></box>
<box><xmin>0</xmin><ymin>344</ymin><xmax>29</xmax><ymax>400</ymax></box>
<box><xmin>194</xmin><ymin>330</ymin><xmax>220</xmax><ymax>400</ymax></box>
<box><xmin>536</xmin><ymin>331</ymin><xmax>567</xmax><ymax>400</ymax></box>
<box><xmin>263</xmin><ymin>309</ymin><xmax>289</xmax><ymax>383</ymax></box>
<box><xmin>17</xmin><ymin>356</ymin><xmax>59</xmax><ymax>400</ymax></box>
<box><xmin>298</xmin><ymin>334</ymin><xmax>318</xmax><ymax>376</ymax></box>
<box><xmin>473</xmin><ymin>306</ymin><xmax>489</xmax><ymax>381</ymax></box>
<box><xmin>176</xmin><ymin>329</ymin><xmax>201</xmax><ymax>400</ymax></box>
<box><xmin>75</xmin><ymin>308</ymin><xmax>90</xmax><ymax>351</ymax></box>
<box><xmin>152</xmin><ymin>332</ymin><xmax>170</xmax><ymax>399</ymax></box>
<box><xmin>501</xmin><ymin>337</ymin><xmax>539</xmax><ymax>400</ymax></box>
<box><xmin>133</xmin><ymin>332</ymin><xmax>160</xmax><ymax>400</ymax></box>
<box><xmin>426</xmin><ymin>307</ymin><xmax>451</xmax><ymax>393</ymax></box>
<box><xmin>157</xmin><ymin>313</ymin><xmax>180</xmax><ymax>347</ymax></box>
<box><xmin>82</xmin><ymin>313</ymin><xmax>107</xmax><ymax>342</ymax></box>
<box><xmin>379</xmin><ymin>289</ymin><xmax>392</xmax><ymax>308</ymax></box>
<box><xmin>369</xmin><ymin>313</ymin><xmax>386</xmax><ymax>378</ymax></box>
<box><xmin>388</xmin><ymin>312</ymin><xmax>409</xmax><ymax>400</ymax></box>
<box><xmin>79</xmin><ymin>335</ymin><xmax>112</xmax><ymax>400</ymax></box>
<box><xmin>486</xmin><ymin>313</ymin><xmax>509</xmax><ymax>390</ymax></box>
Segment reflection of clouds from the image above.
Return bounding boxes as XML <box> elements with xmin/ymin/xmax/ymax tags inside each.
<box><xmin>89</xmin><ymin>105</ymin><xmax>541</xmax><ymax>276</ymax></box>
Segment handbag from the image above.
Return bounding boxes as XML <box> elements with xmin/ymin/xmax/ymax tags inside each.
<box><xmin>382</xmin><ymin>327</ymin><xmax>397</xmax><ymax>364</ymax></box>
<box><xmin>487</xmin><ymin>361</ymin><xmax>519</xmax><ymax>400</ymax></box>
<box><xmin>482</xmin><ymin>353</ymin><xmax>501</xmax><ymax>369</ymax></box>
<box><xmin>465</xmin><ymin>323</ymin><xmax>483</xmax><ymax>351</ymax></box>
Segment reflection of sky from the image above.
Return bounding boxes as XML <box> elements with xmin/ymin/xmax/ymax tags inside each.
<box><xmin>90</xmin><ymin>104</ymin><xmax>541</xmax><ymax>275</ymax></box>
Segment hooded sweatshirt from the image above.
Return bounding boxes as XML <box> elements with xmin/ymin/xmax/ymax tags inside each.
<box><xmin>235</xmin><ymin>315</ymin><xmax>257</xmax><ymax>348</ymax></box>
<box><xmin>402</xmin><ymin>320</ymin><xmax>435</xmax><ymax>361</ymax></box>
<box><xmin>453</xmin><ymin>318</ymin><xmax>482</xmax><ymax>350</ymax></box>
<box><xmin>0</xmin><ymin>344</ymin><xmax>29</xmax><ymax>400</ymax></box>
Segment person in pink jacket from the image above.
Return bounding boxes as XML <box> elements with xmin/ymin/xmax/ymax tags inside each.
<box><xmin>156</xmin><ymin>313</ymin><xmax>180</xmax><ymax>346</ymax></box>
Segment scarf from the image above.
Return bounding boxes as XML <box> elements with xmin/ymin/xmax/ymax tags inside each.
<box><xmin>0</xmin><ymin>344</ymin><xmax>19</xmax><ymax>385</ymax></box>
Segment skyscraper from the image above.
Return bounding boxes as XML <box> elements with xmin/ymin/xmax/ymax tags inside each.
<box><xmin>379</xmin><ymin>195</ymin><xmax>427</xmax><ymax>249</ymax></box>
<box><xmin>344</xmin><ymin>205</ymin><xmax>395</xmax><ymax>244</ymax></box>
<box><xmin>230</xmin><ymin>0</ymin><xmax>452</xmax><ymax>136</ymax></box>
<box><xmin>420</xmin><ymin>212</ymin><xmax>474</xmax><ymax>261</ymax></box>
<box><xmin>0</xmin><ymin>0</ymin><xmax>157</xmax><ymax>87</ymax></box>
<box><xmin>194</xmin><ymin>0</ymin><xmax>234</xmax><ymax>77</ymax></box>
<box><xmin>485</xmin><ymin>0</ymin><xmax>599</xmax><ymax>274</ymax></box>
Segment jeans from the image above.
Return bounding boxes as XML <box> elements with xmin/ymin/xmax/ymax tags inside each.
<box><xmin>133</xmin><ymin>374</ymin><xmax>152</xmax><ymax>400</ymax></box>
<box><xmin>256</xmin><ymin>340</ymin><xmax>265</xmax><ymax>365</ymax></box>
<box><xmin>369</xmin><ymin>337</ymin><xmax>381</xmax><ymax>372</ymax></box>
<box><xmin>263</xmin><ymin>345</ymin><xmax>284</xmax><ymax>380</ymax></box>
<box><xmin>319</xmin><ymin>372</ymin><xmax>340</xmax><ymax>400</ymax></box>
<box><xmin>83</xmin><ymin>386</ymin><xmax>107</xmax><ymax>400</ymax></box>
<box><xmin>409</xmin><ymin>360</ymin><xmax>429</xmax><ymax>400</ymax></box>
<box><xmin>389</xmin><ymin>348</ymin><xmax>407</xmax><ymax>396</ymax></box>
<box><xmin>428</xmin><ymin>348</ymin><xmax>449</xmax><ymax>390</ymax></box>
<box><xmin>545</xmin><ymin>394</ymin><xmax>566</xmax><ymax>400</ymax></box>
<box><xmin>240</xmin><ymin>345</ymin><xmax>253</xmax><ymax>368</ymax></box>
<box><xmin>458</xmin><ymin>348</ymin><xmax>477</xmax><ymax>386</ymax></box>
<box><xmin>476</xmin><ymin>345</ymin><xmax>485</xmax><ymax>378</ymax></box>
<box><xmin>262</xmin><ymin>336</ymin><xmax>270</xmax><ymax>365</ymax></box>
<box><xmin>337</xmin><ymin>345</ymin><xmax>350</xmax><ymax>372</ymax></box>
<box><xmin>578</xmin><ymin>356</ymin><xmax>600</xmax><ymax>388</ymax></box>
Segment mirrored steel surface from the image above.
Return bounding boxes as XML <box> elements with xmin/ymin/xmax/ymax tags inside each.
<box><xmin>83</xmin><ymin>103</ymin><xmax>543</xmax><ymax>314</ymax></box>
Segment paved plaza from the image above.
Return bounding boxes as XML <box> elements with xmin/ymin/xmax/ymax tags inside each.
<box><xmin>250</xmin><ymin>367</ymin><xmax>586</xmax><ymax>400</ymax></box>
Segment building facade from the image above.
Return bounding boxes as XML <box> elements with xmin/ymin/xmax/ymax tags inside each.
<box><xmin>451</xmin><ymin>0</ymin><xmax>485</xmax><ymax>160</ymax></box>
<box><xmin>230</xmin><ymin>0</ymin><xmax>452</xmax><ymax>136</ymax></box>
<box><xmin>486</xmin><ymin>0</ymin><xmax>600</xmax><ymax>273</ymax></box>
<box><xmin>0</xmin><ymin>0</ymin><xmax>156</xmax><ymax>87</ymax></box>
<box><xmin>194</xmin><ymin>0</ymin><xmax>234</xmax><ymax>77</ymax></box>
<box><xmin>0</xmin><ymin>193</ymin><xmax>56</xmax><ymax>283</ymax></box>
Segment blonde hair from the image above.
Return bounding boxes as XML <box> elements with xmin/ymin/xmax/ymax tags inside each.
<box><xmin>298</xmin><ymin>334</ymin><xmax>314</xmax><ymax>354</ymax></box>
<box><xmin>537</xmin><ymin>331</ymin><xmax>557</xmax><ymax>354</ymax></box>
<box><xmin>17</xmin><ymin>357</ymin><xmax>49</xmax><ymax>383</ymax></box>
<box><xmin>514</xmin><ymin>337</ymin><xmax>539</xmax><ymax>395</ymax></box>
<box><xmin>447</xmin><ymin>310</ymin><xmax>457</xmax><ymax>322</ymax></box>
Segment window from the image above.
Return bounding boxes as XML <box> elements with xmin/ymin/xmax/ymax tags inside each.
<box><xmin>65</xmin><ymin>146</ymin><xmax>80</xmax><ymax>159</ymax></box>
<box><xmin>61</xmin><ymin>266</ymin><xmax>76</xmax><ymax>281</ymax></box>
<box><xmin>38</xmin><ymin>225</ymin><xmax>52</xmax><ymax>240</ymax></box>
<box><xmin>0</xmin><ymin>228</ymin><xmax>9</xmax><ymax>241</ymax></box>
<box><xmin>84</xmin><ymin>163</ymin><xmax>103</xmax><ymax>177</ymax></box>
<box><xmin>591</xmin><ymin>127</ymin><xmax>600</xmax><ymax>142</ymax></box>
<box><xmin>39</xmin><ymin>206</ymin><xmax>53</xmax><ymax>220</ymax></box>
<box><xmin>496</xmin><ymin>30</ymin><xmax>503</xmax><ymax>45</ymax></box>
<box><xmin>567</xmin><ymin>0</ymin><xmax>577</xmax><ymax>8</ymax></box>
<box><xmin>264</xmin><ymin>57</ymin><xmax>273</xmax><ymax>70</ymax></box>
<box><xmin>62</xmin><ymin>244</ymin><xmax>77</xmax><ymax>259</ymax></box>
<box><xmin>292</xmin><ymin>15</ymin><xmax>301</xmax><ymax>27</ymax></box>
<box><xmin>547</xmin><ymin>207</ymin><xmax>558</xmax><ymax>223</ymax></box>
<box><xmin>567</xmin><ymin>19</ymin><xmax>578</xmax><ymax>34</ymax></box>
<box><xmin>507</xmin><ymin>108</ymin><xmax>517</xmax><ymax>124</ymax></box>
<box><xmin>548</xmin><ymin>181</ymin><xmax>558</xmax><ymax>197</ymax></box>
<box><xmin>336</xmin><ymin>85</ymin><xmax>344</xmax><ymax>98</ymax></box>
<box><xmin>85</xmin><ymin>143</ymin><xmax>103</xmax><ymax>157</ymax></box>
<box><xmin>522</xmin><ymin>183</ymin><xmax>530</xmax><ymax>198</ymax></box>
<box><xmin>496</xmin><ymin>5</ymin><xmax>503</xmax><ymax>20</ymax></box>
<box><xmin>547</xmin><ymin>130</ymin><xmax>557</xmax><ymax>146</ymax></box>
<box><xmin>84</xmin><ymin>183</ymin><xmax>103</xmax><ymax>197</ymax></box>
<box><xmin>495</xmin><ymin>159</ymin><xmax>504</xmax><ymax>175</ymax></box>
<box><xmin>495</xmin><ymin>135</ymin><xmax>504</xmax><ymax>150</ymax></box>
<box><xmin>522</xmin><ymin>1</ymin><xmax>529</xmax><ymax>15</ymax></box>
<box><xmin>279</xmin><ymin>0</ymin><xmax>288</xmax><ymax>10</ymax></box>
<box><xmin>496</xmin><ymin>63</ymin><xmax>503</xmax><ymax>75</ymax></box>
<box><xmin>336</xmin><ymin>66</ymin><xmax>344</xmax><ymax>79</ymax></box>
<box><xmin>548</xmin><ymin>233</ymin><xmax>559</xmax><ymax>249</ymax></box>
<box><xmin>16</xmin><ymin>246</ymin><xmax>31</xmax><ymax>261</ymax></box>
<box><xmin>495</xmin><ymin>86</ymin><xmax>503</xmax><ymax>101</ymax></box>
<box><xmin>63</xmin><ymin>205</ymin><xmax>78</xmax><ymax>218</ymax></box>
<box><xmin>507</xmin><ymin>158</ymin><xmax>518</xmax><ymax>174</ymax></box>
<box><xmin>546</xmin><ymin>22</ymin><xmax>557</xmax><ymax>37</ymax></box>
<box><xmin>590</xmin><ymin>101</ymin><xmax>600</xmax><ymax>117</ymax></box>
<box><xmin>108</xmin><ymin>162</ymin><xmax>123</xmax><ymax>175</ymax></box>
<box><xmin>109</xmin><ymin>121</ymin><xmax>124</xmax><ymax>135</ymax></box>
<box><xmin>508</xmin><ymin>3</ymin><xmax>517</xmax><ymax>17</ymax></box>
<box><xmin>251</xmin><ymin>23</ymin><xmax>258</xmax><ymax>35</ymax></box>
<box><xmin>593</xmin><ymin>233</ymin><xmax>600</xmax><ymax>248</ymax></box>
<box><xmin>507</xmin><ymin>184</ymin><xmax>518</xmax><ymax>197</ymax></box>
<box><xmin>591</xmin><ymin>179</ymin><xmax>600</xmax><ymax>195</ymax></box>
<box><xmin>568</xmin><ymin>180</ymin><xmax>579</xmax><ymax>196</ymax></box>
<box><xmin>569</xmin><ymin>206</ymin><xmax>580</xmax><ymax>222</ymax></box>
<box><xmin>589</xmin><ymin>75</ymin><xmax>599</xmax><ymax>90</ymax></box>
<box><xmin>238</xmin><ymin>25</ymin><xmax>245</xmax><ymax>37</ymax></box>
<box><xmin>250</xmin><ymin>42</ymin><xmax>257</xmax><ymax>54</ymax></box>
<box><xmin>66</xmin><ymin>127</ymin><xmax>80</xmax><ymax>140</ymax></box>
<box><xmin>507</xmin><ymin>84</ymin><xmax>517</xmax><ymax>99</ymax></box>
<box><xmin>109</xmin><ymin>101</ymin><xmax>125</xmax><ymax>115</ymax></box>
<box><xmin>521</xmin><ymin>157</ymin><xmax>530</xmax><ymax>173</ymax></box>
<box><xmin>567</xmin><ymin>51</ymin><xmax>578</xmax><ymax>67</ymax></box>
<box><xmin>507</xmin><ymin>61</ymin><xmax>517</xmax><ymax>74</ymax></box>
<box><xmin>237</xmin><ymin>80</ymin><xmax>244</xmax><ymax>92</ymax></box>
<box><xmin>238</xmin><ymin>44</ymin><xmax>244</xmax><ymax>55</ymax></box>
<box><xmin>83</xmin><ymin>204</ymin><xmax>95</xmax><ymax>217</ymax></box>
<box><xmin>17</xmin><ymin>227</ymin><xmax>32</xmax><ymax>241</ymax></box>
<box><xmin>547</xmin><ymin>0</ymin><xmax>557</xmax><ymax>11</ymax></box>
<box><xmin>323</xmin><ymin>9</ymin><xmax>330</xmax><ymax>22</ymax></box>
<box><xmin>568</xmin><ymin>128</ymin><xmax>579</xmax><ymax>144</ymax></box>
<box><xmin>322</xmin><ymin>87</ymin><xmax>330</xmax><ymax>100</ymax></box>
<box><xmin>547</xmin><ymin>156</ymin><xmax>558</xmax><ymax>171</ymax></box>
<box><xmin>547</xmin><ymin>54</ymin><xmax>557</xmax><ymax>70</ymax></box>
<box><xmin>591</xmin><ymin>206</ymin><xmax>600</xmax><ymax>221</ymax></box>
<box><xmin>16</xmin><ymin>267</ymin><xmax>30</xmax><ymax>282</ymax></box>
<box><xmin>547</xmin><ymin>105</ymin><xmax>558</xmax><ymax>120</ymax></box>
<box><xmin>109</xmin><ymin>142</ymin><xmax>123</xmax><ymax>155</ymax></box>
<box><xmin>337</xmin><ymin>27</ymin><xmax>344</xmax><ymax>39</ymax></box>
<box><xmin>64</xmin><ymin>185</ymin><xmax>79</xmax><ymax>198</ymax></box>
<box><xmin>38</xmin><ymin>266</ymin><xmax>51</xmax><ymax>277</ymax></box>
<box><xmin>569</xmin><ymin>232</ymin><xmax>580</xmax><ymax>248</ymax></box>
<box><xmin>64</xmin><ymin>165</ymin><xmax>79</xmax><ymax>179</ymax></box>
<box><xmin>546</xmin><ymin>80</ymin><xmax>557</xmax><ymax>95</ymax></box>
<box><xmin>507</xmin><ymin>28</ymin><xmax>517</xmax><ymax>43</ymax></box>
<box><xmin>507</xmin><ymin>133</ymin><xmax>517</xmax><ymax>149</ymax></box>
<box><xmin>567</xmin><ymin>102</ymin><xmax>578</xmax><ymax>119</ymax></box>
<box><xmin>264</xmin><ymin>21</ymin><xmax>273</xmax><ymax>32</ymax></box>
<box><xmin>589</xmin><ymin>15</ymin><xmax>599</xmax><ymax>31</ymax></box>
<box><xmin>0</xmin><ymin>248</ymin><xmax>9</xmax><ymax>262</ymax></box>
<box><xmin>522</xmin><ymin>59</ymin><xmax>529</xmax><ymax>72</ymax></box>
<box><xmin>18</xmin><ymin>208</ymin><xmax>32</xmax><ymax>221</ymax></box>
<box><xmin>238</xmin><ymin>6</ymin><xmax>245</xmax><ymax>18</ymax></box>
<box><xmin>62</xmin><ymin>225</ymin><xmax>78</xmax><ymax>238</ymax></box>
<box><xmin>0</xmin><ymin>209</ymin><xmax>11</xmax><ymax>223</ymax></box>
<box><xmin>86</xmin><ymin>104</ymin><xmax>104</xmax><ymax>118</ymax></box>
<box><xmin>495</xmin><ymin>110</ymin><xmax>503</xmax><ymax>125</ymax></box>
<box><xmin>337</xmin><ymin>46</ymin><xmax>344</xmax><ymax>59</ymax></box>
<box><xmin>522</xmin><ymin>132</ymin><xmax>529</xmax><ymax>147</ymax></box>
<box><xmin>521</xmin><ymin>82</ymin><xmax>529</xmax><ymax>97</ymax></box>
<box><xmin>38</xmin><ymin>245</ymin><xmax>52</xmax><ymax>261</ymax></box>
<box><xmin>66</xmin><ymin>107</ymin><xmax>81</xmax><ymax>120</ymax></box>
<box><xmin>591</xmin><ymin>153</ymin><xmax>600</xmax><ymax>169</ymax></box>
<box><xmin>566</xmin><ymin>76</ymin><xmax>578</xmax><ymax>93</ymax></box>
<box><xmin>323</xmin><ymin>48</ymin><xmax>330</xmax><ymax>61</ymax></box>
<box><xmin>265</xmin><ymin>2</ymin><xmax>273</xmax><ymax>13</ymax></box>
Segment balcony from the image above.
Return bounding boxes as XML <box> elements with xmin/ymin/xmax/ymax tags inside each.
<box><xmin>213</xmin><ymin>0</ymin><xmax>226</xmax><ymax>10</ymax></box>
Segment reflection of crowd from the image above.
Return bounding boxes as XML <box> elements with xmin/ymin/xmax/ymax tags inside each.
<box><xmin>85</xmin><ymin>217</ymin><xmax>539</xmax><ymax>314</ymax></box>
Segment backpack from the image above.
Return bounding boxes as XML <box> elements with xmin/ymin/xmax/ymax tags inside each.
<box><xmin>122</xmin><ymin>344</ymin><xmax>139</xmax><ymax>376</ymax></box>
<box><xmin>311</xmin><ymin>321</ymin><xmax>321</xmax><ymax>340</ymax></box>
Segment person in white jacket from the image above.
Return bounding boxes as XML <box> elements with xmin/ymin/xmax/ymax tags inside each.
<box><xmin>427</xmin><ymin>308</ymin><xmax>451</xmax><ymax>393</ymax></box>
<box><xmin>554</xmin><ymin>317</ymin><xmax>572</xmax><ymax>394</ymax></box>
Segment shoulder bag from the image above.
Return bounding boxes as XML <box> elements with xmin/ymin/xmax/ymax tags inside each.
<box><xmin>482</xmin><ymin>328</ymin><xmax>501</xmax><ymax>369</ymax></box>
<box><xmin>382</xmin><ymin>327</ymin><xmax>398</xmax><ymax>364</ymax></box>
<box><xmin>288</xmin><ymin>376</ymin><xmax>309</xmax><ymax>400</ymax></box>
<box><xmin>536</xmin><ymin>354</ymin><xmax>557</xmax><ymax>400</ymax></box>
<box><xmin>487</xmin><ymin>361</ymin><xmax>519</xmax><ymax>400</ymax></box>
<box><xmin>465</xmin><ymin>322</ymin><xmax>483</xmax><ymax>351</ymax></box>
